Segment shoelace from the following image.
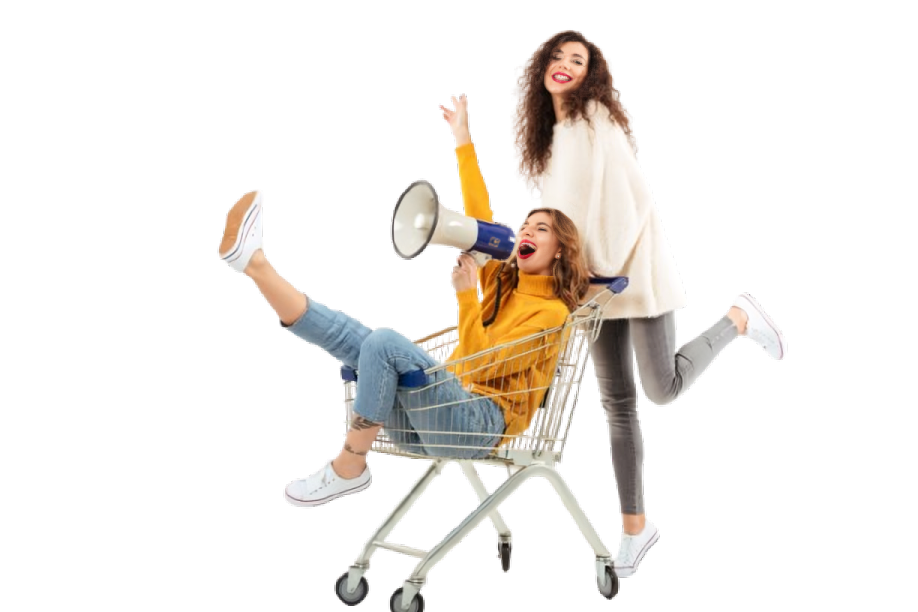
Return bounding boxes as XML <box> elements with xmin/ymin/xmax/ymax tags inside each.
<box><xmin>308</xmin><ymin>465</ymin><xmax>335</xmax><ymax>493</ymax></box>
<box><xmin>616</xmin><ymin>534</ymin><xmax>638</xmax><ymax>565</ymax></box>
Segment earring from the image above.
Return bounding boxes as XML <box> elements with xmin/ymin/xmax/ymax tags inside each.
<box><xmin>555</xmin><ymin>254</ymin><xmax>561</xmax><ymax>259</ymax></box>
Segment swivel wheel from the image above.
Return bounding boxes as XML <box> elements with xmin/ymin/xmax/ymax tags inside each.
<box><xmin>597</xmin><ymin>565</ymin><xmax>619</xmax><ymax>599</ymax></box>
<box><xmin>390</xmin><ymin>588</ymin><xmax>424</xmax><ymax>612</ymax></box>
<box><xmin>335</xmin><ymin>572</ymin><xmax>369</xmax><ymax>606</ymax></box>
<box><xmin>498</xmin><ymin>542</ymin><xmax>512</xmax><ymax>572</ymax></box>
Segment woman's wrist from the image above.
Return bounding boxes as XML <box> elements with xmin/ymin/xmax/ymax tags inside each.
<box><xmin>453</xmin><ymin>128</ymin><xmax>471</xmax><ymax>147</ymax></box>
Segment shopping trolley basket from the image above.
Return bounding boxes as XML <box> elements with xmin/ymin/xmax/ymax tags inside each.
<box><xmin>334</xmin><ymin>278</ymin><xmax>628</xmax><ymax>611</ymax></box>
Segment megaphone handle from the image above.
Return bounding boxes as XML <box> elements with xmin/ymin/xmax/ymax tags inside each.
<box><xmin>467</xmin><ymin>251</ymin><xmax>492</xmax><ymax>268</ymax></box>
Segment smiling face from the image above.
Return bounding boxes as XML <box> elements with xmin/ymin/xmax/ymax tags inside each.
<box><xmin>543</xmin><ymin>41</ymin><xmax>589</xmax><ymax>98</ymax></box>
<box><xmin>515</xmin><ymin>211</ymin><xmax>562</xmax><ymax>276</ymax></box>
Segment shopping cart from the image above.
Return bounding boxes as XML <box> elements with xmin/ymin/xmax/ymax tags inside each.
<box><xmin>334</xmin><ymin>278</ymin><xmax>628</xmax><ymax>611</ymax></box>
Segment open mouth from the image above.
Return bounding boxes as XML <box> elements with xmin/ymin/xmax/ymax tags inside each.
<box><xmin>518</xmin><ymin>241</ymin><xmax>537</xmax><ymax>259</ymax></box>
<box><xmin>552</xmin><ymin>72</ymin><xmax>572</xmax><ymax>83</ymax></box>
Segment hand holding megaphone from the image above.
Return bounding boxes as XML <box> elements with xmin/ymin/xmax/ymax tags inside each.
<box><xmin>451</xmin><ymin>253</ymin><xmax>479</xmax><ymax>292</ymax></box>
<box><xmin>392</xmin><ymin>180</ymin><xmax>516</xmax><ymax>267</ymax></box>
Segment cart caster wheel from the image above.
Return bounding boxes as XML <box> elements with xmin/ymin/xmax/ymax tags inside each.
<box><xmin>498</xmin><ymin>542</ymin><xmax>511</xmax><ymax>572</ymax></box>
<box><xmin>335</xmin><ymin>573</ymin><xmax>369</xmax><ymax>606</ymax></box>
<box><xmin>389</xmin><ymin>588</ymin><xmax>424</xmax><ymax>612</ymax></box>
<box><xmin>597</xmin><ymin>565</ymin><xmax>619</xmax><ymax>599</ymax></box>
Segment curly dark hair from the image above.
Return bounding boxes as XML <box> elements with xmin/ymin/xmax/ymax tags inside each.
<box><xmin>514</xmin><ymin>30</ymin><xmax>636</xmax><ymax>185</ymax></box>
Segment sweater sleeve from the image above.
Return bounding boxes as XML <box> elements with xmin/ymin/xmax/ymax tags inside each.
<box><xmin>455</xmin><ymin>295</ymin><xmax>567</xmax><ymax>381</ymax></box>
<box><xmin>454</xmin><ymin>142</ymin><xmax>503</xmax><ymax>290</ymax></box>
<box><xmin>455</xmin><ymin>143</ymin><xmax>493</xmax><ymax>222</ymax></box>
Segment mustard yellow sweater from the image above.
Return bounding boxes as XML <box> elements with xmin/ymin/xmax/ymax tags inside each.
<box><xmin>446</xmin><ymin>143</ymin><xmax>570</xmax><ymax>440</ymax></box>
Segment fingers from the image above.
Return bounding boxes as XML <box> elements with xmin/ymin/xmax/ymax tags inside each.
<box><xmin>444</xmin><ymin>95</ymin><xmax>468</xmax><ymax>111</ymax></box>
<box><xmin>452</xmin><ymin>253</ymin><xmax>479</xmax><ymax>292</ymax></box>
<box><xmin>457</xmin><ymin>253</ymin><xmax>478</xmax><ymax>269</ymax></box>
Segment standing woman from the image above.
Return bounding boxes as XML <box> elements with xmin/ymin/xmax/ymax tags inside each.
<box><xmin>512</xmin><ymin>31</ymin><xmax>786</xmax><ymax>577</ymax></box>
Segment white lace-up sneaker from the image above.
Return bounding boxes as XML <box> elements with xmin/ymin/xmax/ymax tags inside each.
<box><xmin>284</xmin><ymin>461</ymin><xmax>372</xmax><ymax>507</ymax></box>
<box><xmin>614</xmin><ymin>521</ymin><xmax>660</xmax><ymax>578</ymax></box>
<box><xmin>219</xmin><ymin>191</ymin><xmax>263</xmax><ymax>272</ymax></box>
<box><xmin>734</xmin><ymin>293</ymin><xmax>786</xmax><ymax>359</ymax></box>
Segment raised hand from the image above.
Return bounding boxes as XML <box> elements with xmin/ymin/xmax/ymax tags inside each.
<box><xmin>439</xmin><ymin>94</ymin><xmax>472</xmax><ymax>147</ymax></box>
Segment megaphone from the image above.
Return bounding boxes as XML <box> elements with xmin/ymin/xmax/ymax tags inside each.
<box><xmin>392</xmin><ymin>180</ymin><xmax>516</xmax><ymax>267</ymax></box>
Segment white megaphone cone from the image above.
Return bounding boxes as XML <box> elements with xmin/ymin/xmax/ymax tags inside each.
<box><xmin>392</xmin><ymin>180</ymin><xmax>516</xmax><ymax>266</ymax></box>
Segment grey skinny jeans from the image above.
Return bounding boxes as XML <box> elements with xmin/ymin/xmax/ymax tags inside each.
<box><xmin>590</xmin><ymin>312</ymin><xmax>738</xmax><ymax>515</ymax></box>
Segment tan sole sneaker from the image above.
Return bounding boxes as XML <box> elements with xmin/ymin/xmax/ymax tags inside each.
<box><xmin>220</xmin><ymin>191</ymin><xmax>263</xmax><ymax>272</ymax></box>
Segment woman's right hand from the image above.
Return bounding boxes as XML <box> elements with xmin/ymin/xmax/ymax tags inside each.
<box><xmin>440</xmin><ymin>94</ymin><xmax>472</xmax><ymax>147</ymax></box>
<box><xmin>451</xmin><ymin>253</ymin><xmax>478</xmax><ymax>292</ymax></box>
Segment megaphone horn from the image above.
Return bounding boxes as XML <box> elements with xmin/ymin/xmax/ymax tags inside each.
<box><xmin>392</xmin><ymin>180</ymin><xmax>516</xmax><ymax>265</ymax></box>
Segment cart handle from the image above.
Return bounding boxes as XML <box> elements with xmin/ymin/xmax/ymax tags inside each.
<box><xmin>589</xmin><ymin>276</ymin><xmax>629</xmax><ymax>293</ymax></box>
<box><xmin>340</xmin><ymin>276</ymin><xmax>629</xmax><ymax>389</ymax></box>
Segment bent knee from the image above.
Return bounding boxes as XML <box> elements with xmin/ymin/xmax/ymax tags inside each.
<box><xmin>641</xmin><ymin>377</ymin><xmax>681</xmax><ymax>405</ymax></box>
<box><xmin>359</xmin><ymin>328</ymin><xmax>428</xmax><ymax>371</ymax></box>
<box><xmin>360</xmin><ymin>328</ymin><xmax>401</xmax><ymax>353</ymax></box>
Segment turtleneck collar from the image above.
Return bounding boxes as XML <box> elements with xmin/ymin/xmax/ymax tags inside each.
<box><xmin>516</xmin><ymin>270</ymin><xmax>556</xmax><ymax>298</ymax></box>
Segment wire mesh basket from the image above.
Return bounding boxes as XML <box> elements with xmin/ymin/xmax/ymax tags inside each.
<box><xmin>343</xmin><ymin>281</ymin><xmax>623</xmax><ymax>467</ymax></box>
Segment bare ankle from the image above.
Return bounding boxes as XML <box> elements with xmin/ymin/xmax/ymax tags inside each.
<box><xmin>331</xmin><ymin>457</ymin><xmax>366</xmax><ymax>479</ymax></box>
<box><xmin>727</xmin><ymin>306</ymin><xmax>748</xmax><ymax>335</ymax></box>
<box><xmin>622</xmin><ymin>514</ymin><xmax>645</xmax><ymax>535</ymax></box>
<box><xmin>243</xmin><ymin>249</ymin><xmax>267</xmax><ymax>275</ymax></box>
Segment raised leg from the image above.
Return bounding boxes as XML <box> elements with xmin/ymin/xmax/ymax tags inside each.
<box><xmin>631</xmin><ymin>311</ymin><xmax>737</xmax><ymax>406</ymax></box>
<box><xmin>244</xmin><ymin>251</ymin><xmax>309</xmax><ymax>325</ymax></box>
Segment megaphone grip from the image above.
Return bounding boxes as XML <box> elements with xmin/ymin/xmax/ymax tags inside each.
<box><xmin>467</xmin><ymin>251</ymin><xmax>492</xmax><ymax>267</ymax></box>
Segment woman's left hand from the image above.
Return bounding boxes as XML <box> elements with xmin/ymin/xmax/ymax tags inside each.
<box><xmin>451</xmin><ymin>253</ymin><xmax>479</xmax><ymax>292</ymax></box>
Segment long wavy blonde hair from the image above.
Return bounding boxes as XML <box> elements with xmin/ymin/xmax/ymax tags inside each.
<box><xmin>482</xmin><ymin>207</ymin><xmax>590</xmax><ymax>326</ymax></box>
<box><xmin>510</xmin><ymin>29</ymin><xmax>638</xmax><ymax>191</ymax></box>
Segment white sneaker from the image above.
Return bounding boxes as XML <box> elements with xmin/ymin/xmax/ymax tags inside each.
<box><xmin>219</xmin><ymin>191</ymin><xmax>263</xmax><ymax>272</ymax></box>
<box><xmin>734</xmin><ymin>293</ymin><xmax>786</xmax><ymax>359</ymax></box>
<box><xmin>614</xmin><ymin>521</ymin><xmax>660</xmax><ymax>578</ymax></box>
<box><xmin>284</xmin><ymin>461</ymin><xmax>372</xmax><ymax>507</ymax></box>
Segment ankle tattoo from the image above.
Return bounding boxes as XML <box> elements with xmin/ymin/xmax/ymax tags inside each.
<box><xmin>344</xmin><ymin>443</ymin><xmax>367</xmax><ymax>456</ymax></box>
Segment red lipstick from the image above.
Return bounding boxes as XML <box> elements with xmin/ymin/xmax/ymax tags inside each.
<box><xmin>518</xmin><ymin>239</ymin><xmax>537</xmax><ymax>260</ymax></box>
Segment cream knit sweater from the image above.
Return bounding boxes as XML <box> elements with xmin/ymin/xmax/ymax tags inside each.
<box><xmin>538</xmin><ymin>100</ymin><xmax>687</xmax><ymax>319</ymax></box>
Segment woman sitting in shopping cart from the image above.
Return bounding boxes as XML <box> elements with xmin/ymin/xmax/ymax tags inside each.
<box><xmin>217</xmin><ymin>115</ymin><xmax>591</xmax><ymax>507</ymax></box>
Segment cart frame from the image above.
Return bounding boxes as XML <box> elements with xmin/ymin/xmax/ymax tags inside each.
<box><xmin>334</xmin><ymin>279</ymin><xmax>628</xmax><ymax>611</ymax></box>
